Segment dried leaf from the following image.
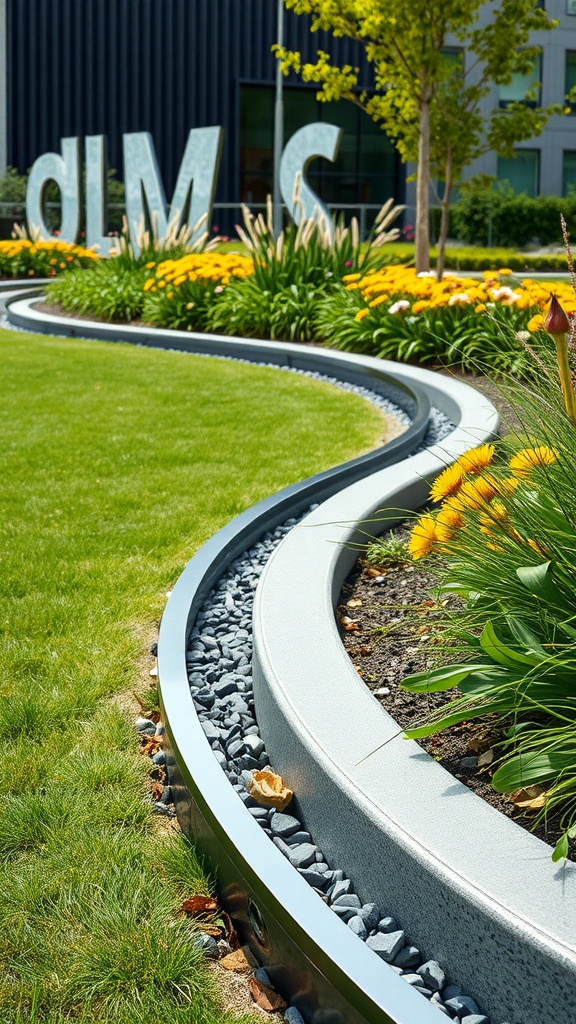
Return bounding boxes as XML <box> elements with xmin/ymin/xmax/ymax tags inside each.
<box><xmin>247</xmin><ymin>770</ymin><xmax>293</xmax><ymax>811</ymax></box>
<box><xmin>140</xmin><ymin>734</ymin><xmax>163</xmax><ymax>756</ymax></box>
<box><xmin>510</xmin><ymin>786</ymin><xmax>547</xmax><ymax>811</ymax></box>
<box><xmin>365</xmin><ymin>566</ymin><xmax>383</xmax><ymax>578</ymax></box>
<box><xmin>467</xmin><ymin>734</ymin><xmax>491</xmax><ymax>754</ymax></box>
<box><xmin>347</xmin><ymin>598</ymin><xmax>362</xmax><ymax>608</ymax></box>
<box><xmin>344</xmin><ymin>622</ymin><xmax>359</xmax><ymax>631</ymax></box>
<box><xmin>220</xmin><ymin>949</ymin><xmax>253</xmax><ymax>973</ymax></box>
<box><xmin>248</xmin><ymin>977</ymin><xmax>287</xmax><ymax>1012</ymax></box>
<box><xmin>179</xmin><ymin>895</ymin><xmax>219</xmax><ymax>917</ymax></box>
<box><xmin>151</xmin><ymin>781</ymin><xmax>164</xmax><ymax>801</ymax></box>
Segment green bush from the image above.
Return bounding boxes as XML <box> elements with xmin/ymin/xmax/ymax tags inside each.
<box><xmin>451</xmin><ymin>182</ymin><xmax>576</xmax><ymax>249</ymax></box>
<box><xmin>47</xmin><ymin>260</ymin><xmax>147</xmax><ymax>322</ymax></box>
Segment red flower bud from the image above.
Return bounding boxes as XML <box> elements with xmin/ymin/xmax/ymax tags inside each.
<box><xmin>545</xmin><ymin>295</ymin><xmax>570</xmax><ymax>336</ymax></box>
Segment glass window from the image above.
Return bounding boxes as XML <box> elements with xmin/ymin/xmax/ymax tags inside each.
<box><xmin>568</xmin><ymin>0</ymin><xmax>576</xmax><ymax>14</ymax></box>
<box><xmin>563</xmin><ymin>151</ymin><xmax>576</xmax><ymax>195</ymax></box>
<box><xmin>497</xmin><ymin>150</ymin><xmax>540</xmax><ymax>197</ymax></box>
<box><xmin>499</xmin><ymin>54</ymin><xmax>541</xmax><ymax>107</ymax></box>
<box><xmin>566</xmin><ymin>51</ymin><xmax>576</xmax><ymax>111</ymax></box>
<box><xmin>239</xmin><ymin>84</ymin><xmax>399</xmax><ymax>220</ymax></box>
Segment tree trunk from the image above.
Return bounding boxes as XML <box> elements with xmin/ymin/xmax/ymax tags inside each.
<box><xmin>415</xmin><ymin>97</ymin><xmax>431</xmax><ymax>274</ymax></box>
<box><xmin>436</xmin><ymin>150</ymin><xmax>453</xmax><ymax>282</ymax></box>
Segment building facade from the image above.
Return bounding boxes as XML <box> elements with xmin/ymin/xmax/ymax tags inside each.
<box><xmin>3</xmin><ymin>0</ymin><xmax>576</xmax><ymax>232</ymax></box>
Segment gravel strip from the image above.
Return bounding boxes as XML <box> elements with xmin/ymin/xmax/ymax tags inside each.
<box><xmin>183</xmin><ymin>473</ymin><xmax>509</xmax><ymax>1024</ymax></box>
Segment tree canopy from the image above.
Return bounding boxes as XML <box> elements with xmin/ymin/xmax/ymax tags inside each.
<box><xmin>278</xmin><ymin>0</ymin><xmax>560</xmax><ymax>273</ymax></box>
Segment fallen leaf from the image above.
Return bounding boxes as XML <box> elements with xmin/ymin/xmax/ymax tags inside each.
<box><xmin>467</xmin><ymin>734</ymin><xmax>491</xmax><ymax>754</ymax></box>
<box><xmin>510</xmin><ymin>786</ymin><xmax>547</xmax><ymax>811</ymax></box>
<box><xmin>151</xmin><ymin>781</ymin><xmax>164</xmax><ymax>801</ymax></box>
<box><xmin>344</xmin><ymin>622</ymin><xmax>359</xmax><ymax>631</ymax></box>
<box><xmin>140</xmin><ymin>734</ymin><xmax>163</xmax><ymax>756</ymax></box>
<box><xmin>179</xmin><ymin>895</ymin><xmax>219</xmax><ymax>917</ymax></box>
<box><xmin>247</xmin><ymin>770</ymin><xmax>293</xmax><ymax>811</ymax></box>
<box><xmin>347</xmin><ymin>598</ymin><xmax>362</xmax><ymax>608</ymax></box>
<box><xmin>365</xmin><ymin>566</ymin><xmax>384</xmax><ymax>578</ymax></box>
<box><xmin>220</xmin><ymin>949</ymin><xmax>253</xmax><ymax>973</ymax></box>
<box><xmin>248</xmin><ymin>977</ymin><xmax>287</xmax><ymax>1012</ymax></box>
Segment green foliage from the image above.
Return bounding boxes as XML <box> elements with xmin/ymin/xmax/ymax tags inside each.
<box><xmin>0</xmin><ymin>167</ymin><xmax>27</xmax><ymax>206</ymax></box>
<box><xmin>143</xmin><ymin>277</ymin><xmax>217</xmax><ymax>332</ymax></box>
<box><xmin>452</xmin><ymin>182</ymin><xmax>576</xmax><ymax>249</ymax></box>
<box><xmin>47</xmin><ymin>259</ymin><xmax>147</xmax><ymax>322</ymax></box>
<box><xmin>365</xmin><ymin>532</ymin><xmax>410</xmax><ymax>569</ymax></box>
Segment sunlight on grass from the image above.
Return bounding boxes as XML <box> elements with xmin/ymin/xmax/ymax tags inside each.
<box><xmin>0</xmin><ymin>327</ymin><xmax>384</xmax><ymax>1022</ymax></box>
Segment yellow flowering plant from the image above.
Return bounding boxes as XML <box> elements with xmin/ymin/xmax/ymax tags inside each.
<box><xmin>142</xmin><ymin>252</ymin><xmax>254</xmax><ymax>331</ymax></box>
<box><xmin>0</xmin><ymin>237</ymin><xmax>99</xmax><ymax>278</ymax></box>
<box><xmin>402</xmin><ymin>413</ymin><xmax>576</xmax><ymax>860</ymax></box>
<box><xmin>315</xmin><ymin>266</ymin><xmax>576</xmax><ymax>375</ymax></box>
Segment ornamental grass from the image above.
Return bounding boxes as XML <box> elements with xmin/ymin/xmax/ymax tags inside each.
<box><xmin>402</xmin><ymin>318</ymin><xmax>576</xmax><ymax>860</ymax></box>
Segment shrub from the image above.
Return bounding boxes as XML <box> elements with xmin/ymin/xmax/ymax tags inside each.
<box><xmin>142</xmin><ymin>251</ymin><xmax>253</xmax><ymax>331</ymax></box>
<box><xmin>0</xmin><ymin>238</ymin><xmax>99</xmax><ymax>279</ymax></box>
<box><xmin>314</xmin><ymin>266</ymin><xmax>569</xmax><ymax>375</ymax></box>
<box><xmin>47</xmin><ymin>259</ymin><xmax>147</xmax><ymax>322</ymax></box>
<box><xmin>451</xmin><ymin>181</ymin><xmax>576</xmax><ymax>249</ymax></box>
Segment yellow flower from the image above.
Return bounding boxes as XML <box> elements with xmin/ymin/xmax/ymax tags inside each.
<box><xmin>355</xmin><ymin>308</ymin><xmax>369</xmax><ymax>322</ymax></box>
<box><xmin>411</xmin><ymin>300</ymin><xmax>429</xmax><ymax>314</ymax></box>
<box><xmin>408</xmin><ymin>516</ymin><xmax>439</xmax><ymax>560</ymax></box>
<box><xmin>509</xmin><ymin>446</ymin><xmax>558</xmax><ymax>477</ymax></box>
<box><xmin>436</xmin><ymin>503</ymin><xmax>465</xmax><ymax>543</ymax></box>
<box><xmin>452</xmin><ymin>475</ymin><xmax>498</xmax><ymax>510</ymax></box>
<box><xmin>430</xmin><ymin>463</ymin><xmax>466</xmax><ymax>503</ymax></box>
<box><xmin>475</xmin><ymin>303</ymin><xmax>486</xmax><ymax>313</ymax></box>
<box><xmin>527</xmin><ymin>313</ymin><xmax>546</xmax><ymax>333</ymax></box>
<box><xmin>498</xmin><ymin>268</ymin><xmax>512</xmax><ymax>275</ymax></box>
<box><xmin>456</xmin><ymin>444</ymin><xmax>495</xmax><ymax>475</ymax></box>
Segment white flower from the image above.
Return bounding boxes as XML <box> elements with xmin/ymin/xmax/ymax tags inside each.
<box><xmin>490</xmin><ymin>286</ymin><xmax>521</xmax><ymax>304</ymax></box>
<box><xmin>388</xmin><ymin>299</ymin><xmax>410</xmax><ymax>315</ymax></box>
<box><xmin>417</xmin><ymin>271</ymin><xmax>437</xmax><ymax>278</ymax></box>
<box><xmin>448</xmin><ymin>292</ymin><xmax>471</xmax><ymax>306</ymax></box>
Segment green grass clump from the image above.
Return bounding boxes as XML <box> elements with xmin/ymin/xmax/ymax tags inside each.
<box><xmin>0</xmin><ymin>326</ymin><xmax>384</xmax><ymax>1021</ymax></box>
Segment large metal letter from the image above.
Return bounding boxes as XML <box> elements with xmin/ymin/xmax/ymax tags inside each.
<box><xmin>26</xmin><ymin>137</ymin><xmax>80</xmax><ymax>242</ymax></box>
<box><xmin>123</xmin><ymin>127</ymin><xmax>222</xmax><ymax>255</ymax></box>
<box><xmin>280</xmin><ymin>123</ymin><xmax>342</xmax><ymax>238</ymax></box>
<box><xmin>85</xmin><ymin>135</ymin><xmax>113</xmax><ymax>256</ymax></box>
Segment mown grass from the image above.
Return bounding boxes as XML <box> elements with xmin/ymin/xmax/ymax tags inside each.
<box><xmin>0</xmin><ymin>327</ymin><xmax>384</xmax><ymax>1022</ymax></box>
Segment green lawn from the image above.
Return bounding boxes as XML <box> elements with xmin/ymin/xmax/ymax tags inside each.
<box><xmin>0</xmin><ymin>328</ymin><xmax>383</xmax><ymax>1023</ymax></box>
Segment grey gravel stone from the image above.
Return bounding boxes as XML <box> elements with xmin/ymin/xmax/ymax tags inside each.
<box><xmin>270</xmin><ymin>813</ymin><xmax>302</xmax><ymax>837</ymax></box>
<box><xmin>358</xmin><ymin>903</ymin><xmax>380</xmax><ymax>931</ymax></box>
<box><xmin>392</xmin><ymin>945</ymin><xmax>421</xmax><ymax>968</ymax></box>
<box><xmin>347</xmin><ymin>915</ymin><xmax>367</xmax><ymax>940</ymax></box>
<box><xmin>461</xmin><ymin>1016</ymin><xmax>490</xmax><ymax>1024</ymax></box>
<box><xmin>298</xmin><ymin>868</ymin><xmax>330</xmax><ymax>890</ymax></box>
<box><xmin>243</xmin><ymin>733</ymin><xmax>265</xmax><ymax>757</ymax></box>
<box><xmin>254</xmin><ymin>967</ymin><xmax>271</xmax><ymax>986</ymax></box>
<box><xmin>377</xmin><ymin>916</ymin><xmax>398</xmax><ymax>933</ymax></box>
<box><xmin>284</xmin><ymin>830</ymin><xmax>313</xmax><ymax>845</ymax></box>
<box><xmin>328</xmin><ymin>878</ymin><xmax>352</xmax><ymax>902</ymax></box>
<box><xmin>287</xmin><ymin>843</ymin><xmax>318</xmax><ymax>869</ymax></box>
<box><xmin>417</xmin><ymin>960</ymin><xmax>446</xmax><ymax>992</ymax></box>
<box><xmin>445</xmin><ymin>995</ymin><xmax>481</xmax><ymax>1018</ymax></box>
<box><xmin>135</xmin><ymin>716</ymin><xmax>156</xmax><ymax>735</ymax></box>
<box><xmin>284</xmin><ymin>1008</ymin><xmax>305</xmax><ymax>1024</ymax></box>
<box><xmin>332</xmin><ymin>893</ymin><xmax>361</xmax><ymax>909</ymax></box>
<box><xmin>193</xmin><ymin>932</ymin><xmax>219</xmax><ymax>959</ymax></box>
<box><xmin>366</xmin><ymin>930</ymin><xmax>405</xmax><ymax>962</ymax></box>
<box><xmin>330</xmin><ymin>905</ymin><xmax>357</xmax><ymax>922</ymax></box>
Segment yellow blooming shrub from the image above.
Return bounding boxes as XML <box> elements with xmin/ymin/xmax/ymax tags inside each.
<box><xmin>142</xmin><ymin>252</ymin><xmax>255</xmax><ymax>332</ymax></box>
<box><xmin>143</xmin><ymin>252</ymin><xmax>254</xmax><ymax>294</ymax></box>
<box><xmin>0</xmin><ymin>238</ymin><xmax>99</xmax><ymax>278</ymax></box>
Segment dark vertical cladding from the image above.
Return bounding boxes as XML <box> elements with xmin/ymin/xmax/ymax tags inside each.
<box><xmin>7</xmin><ymin>0</ymin><xmax>376</xmax><ymax>203</ymax></box>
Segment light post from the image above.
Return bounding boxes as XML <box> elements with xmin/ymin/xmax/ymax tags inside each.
<box><xmin>273</xmin><ymin>0</ymin><xmax>284</xmax><ymax>238</ymax></box>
